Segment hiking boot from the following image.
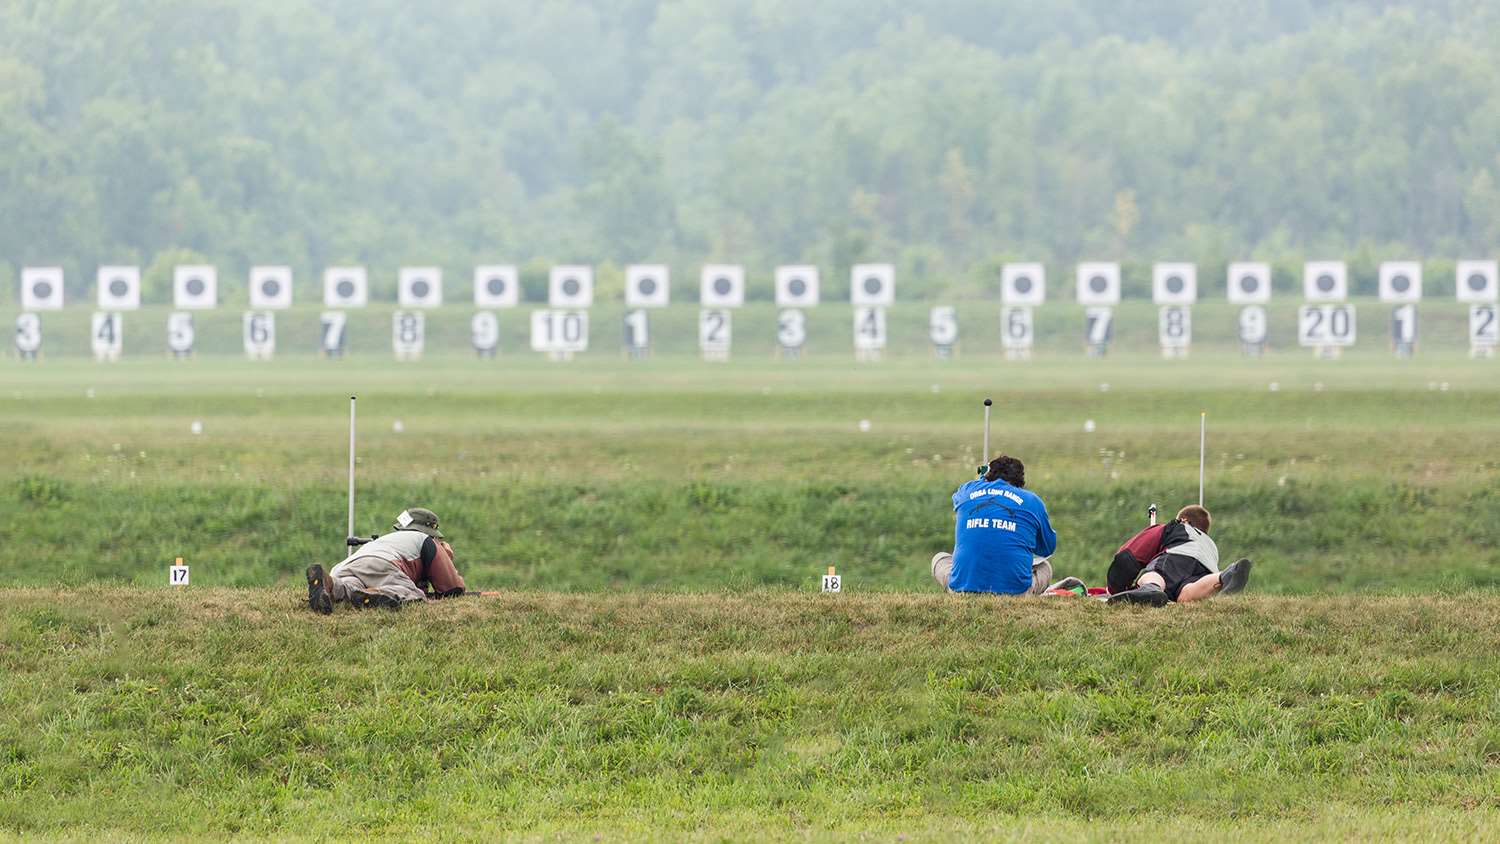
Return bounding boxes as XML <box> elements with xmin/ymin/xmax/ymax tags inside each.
<box><xmin>1107</xmin><ymin>584</ymin><xmax>1170</xmax><ymax>607</ymax></box>
<box><xmin>349</xmin><ymin>589</ymin><xmax>403</xmax><ymax>610</ymax></box>
<box><xmin>1218</xmin><ymin>559</ymin><xmax>1252</xmax><ymax>595</ymax></box>
<box><xmin>305</xmin><ymin>565</ymin><xmax>333</xmax><ymax>615</ymax></box>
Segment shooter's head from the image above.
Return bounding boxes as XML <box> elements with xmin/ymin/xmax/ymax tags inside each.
<box><xmin>1176</xmin><ymin>505</ymin><xmax>1211</xmax><ymax>533</ymax></box>
<box><xmin>984</xmin><ymin>455</ymin><xmax>1025</xmax><ymax>487</ymax></box>
<box><xmin>394</xmin><ymin>507</ymin><xmax>444</xmax><ymax>539</ymax></box>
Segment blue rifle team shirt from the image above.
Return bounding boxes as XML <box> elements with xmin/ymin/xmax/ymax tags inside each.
<box><xmin>949</xmin><ymin>477</ymin><xmax>1058</xmax><ymax>594</ymax></box>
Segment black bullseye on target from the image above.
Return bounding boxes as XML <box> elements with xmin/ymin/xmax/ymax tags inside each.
<box><xmin>638</xmin><ymin>277</ymin><xmax>657</xmax><ymax>295</ymax></box>
<box><xmin>110</xmin><ymin>279</ymin><xmax>129</xmax><ymax>296</ymax></box>
<box><xmin>1090</xmin><ymin>276</ymin><xmax>1108</xmax><ymax>293</ymax></box>
<box><xmin>1014</xmin><ymin>276</ymin><xmax>1033</xmax><ymax>294</ymax></box>
<box><xmin>1391</xmin><ymin>275</ymin><xmax>1410</xmax><ymax>293</ymax></box>
<box><xmin>1240</xmin><ymin>275</ymin><xmax>1259</xmax><ymax>294</ymax></box>
<box><xmin>788</xmin><ymin>278</ymin><xmax>806</xmax><ymax>296</ymax></box>
<box><xmin>863</xmin><ymin>276</ymin><xmax>882</xmax><ymax>295</ymax></box>
<box><xmin>33</xmin><ymin>281</ymin><xmax>52</xmax><ymax>298</ymax></box>
<box><xmin>1166</xmin><ymin>276</ymin><xmax>1185</xmax><ymax>294</ymax></box>
<box><xmin>411</xmin><ymin>279</ymin><xmax>430</xmax><ymax>298</ymax></box>
<box><xmin>1471</xmin><ymin>274</ymin><xmax>1488</xmax><ymax>293</ymax></box>
<box><xmin>1317</xmin><ymin>274</ymin><xmax>1335</xmax><ymax>293</ymax></box>
<box><xmin>487</xmin><ymin>277</ymin><xmax>506</xmax><ymax>296</ymax></box>
<box><xmin>562</xmin><ymin>278</ymin><xmax>580</xmax><ymax>296</ymax></box>
<box><xmin>714</xmin><ymin>277</ymin><xmax>733</xmax><ymax>296</ymax></box>
<box><xmin>186</xmin><ymin>278</ymin><xmax>205</xmax><ymax>296</ymax></box>
<box><xmin>337</xmin><ymin>280</ymin><xmax>355</xmax><ymax>297</ymax></box>
<box><xmin>261</xmin><ymin>279</ymin><xmax>281</xmax><ymax>297</ymax></box>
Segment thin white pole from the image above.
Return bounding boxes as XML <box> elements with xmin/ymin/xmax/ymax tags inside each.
<box><xmin>982</xmin><ymin>398</ymin><xmax>992</xmax><ymax>466</ymax></box>
<box><xmin>347</xmin><ymin>395</ymin><xmax>357</xmax><ymax>550</ymax></box>
<box><xmin>1198</xmin><ymin>411</ymin><xmax>1206</xmax><ymax>507</ymax></box>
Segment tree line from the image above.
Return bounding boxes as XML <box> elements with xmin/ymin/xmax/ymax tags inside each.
<box><xmin>2</xmin><ymin>0</ymin><xmax>1498</xmax><ymax>302</ymax></box>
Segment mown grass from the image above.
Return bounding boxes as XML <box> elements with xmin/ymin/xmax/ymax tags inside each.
<box><xmin>3</xmin><ymin>353</ymin><xmax>1498</xmax><ymax>592</ymax></box>
<box><xmin>1</xmin><ymin>589</ymin><xmax>1497</xmax><ymax>840</ymax></box>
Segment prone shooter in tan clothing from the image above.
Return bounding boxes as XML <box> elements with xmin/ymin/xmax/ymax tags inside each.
<box><xmin>305</xmin><ymin>507</ymin><xmax>466</xmax><ymax>612</ymax></box>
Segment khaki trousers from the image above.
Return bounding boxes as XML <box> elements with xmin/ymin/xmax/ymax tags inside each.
<box><xmin>328</xmin><ymin>555</ymin><xmax>427</xmax><ymax>602</ymax></box>
<box><xmin>931</xmin><ymin>552</ymin><xmax>1053</xmax><ymax>596</ymax></box>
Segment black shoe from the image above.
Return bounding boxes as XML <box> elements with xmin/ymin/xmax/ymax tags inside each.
<box><xmin>1107</xmin><ymin>584</ymin><xmax>1170</xmax><ymax>607</ymax></box>
<box><xmin>306</xmin><ymin>565</ymin><xmax>333</xmax><ymax>615</ymax></box>
<box><xmin>1219</xmin><ymin>559</ymin><xmax>1252</xmax><ymax>595</ymax></box>
<box><xmin>349</xmin><ymin>589</ymin><xmax>403</xmax><ymax>610</ymax></box>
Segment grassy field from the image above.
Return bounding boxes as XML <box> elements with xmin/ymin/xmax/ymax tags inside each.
<box><xmin>2</xmin><ymin>334</ymin><xmax>1498</xmax><ymax>839</ymax></box>
<box><xmin>1</xmin><ymin>589</ymin><xmax>1498</xmax><ymax>841</ymax></box>
<box><xmin>2</xmin><ymin>341</ymin><xmax>1498</xmax><ymax>593</ymax></box>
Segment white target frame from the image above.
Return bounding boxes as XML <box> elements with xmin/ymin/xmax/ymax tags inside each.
<box><xmin>700</xmin><ymin>265</ymin><xmax>745</xmax><ymax>308</ymax></box>
<box><xmin>474</xmin><ymin>265</ymin><xmax>519</xmax><ymax>308</ymax></box>
<box><xmin>625</xmin><ymin>265</ymin><xmax>670</xmax><ymax>308</ymax></box>
<box><xmin>1303</xmin><ymin>261</ymin><xmax>1347</xmax><ymax>302</ymax></box>
<box><xmin>249</xmin><ymin>266</ymin><xmax>293</xmax><ymax>310</ymax></box>
<box><xmin>1002</xmin><ymin>263</ymin><xmax>1045</xmax><ymax>306</ymax></box>
<box><xmin>1377</xmin><ymin>262</ymin><xmax>1422</xmax><ymax>303</ymax></box>
<box><xmin>20</xmin><ymin>267</ymin><xmax>64</xmax><ymax>311</ymax></box>
<box><xmin>548</xmin><ymin>266</ymin><xmax>594</xmax><ymax>308</ymax></box>
<box><xmin>324</xmin><ymin>267</ymin><xmax>369</xmax><ymax>308</ymax></box>
<box><xmin>97</xmin><ymin>266</ymin><xmax>141</xmax><ymax>311</ymax></box>
<box><xmin>398</xmin><ymin>267</ymin><xmax>443</xmax><ymax>309</ymax></box>
<box><xmin>775</xmin><ymin>266</ymin><xmax>820</xmax><ymax>308</ymax></box>
<box><xmin>173</xmin><ymin>266</ymin><xmax>218</xmax><ymax>310</ymax></box>
<box><xmin>850</xmin><ymin>264</ymin><xmax>895</xmax><ymax>306</ymax></box>
<box><xmin>1226</xmin><ymin>263</ymin><xmax>1272</xmax><ymax>305</ymax></box>
<box><xmin>1152</xmin><ymin>263</ymin><xmax>1198</xmax><ymax>305</ymax></box>
<box><xmin>1076</xmin><ymin>263</ymin><xmax>1121</xmax><ymax>306</ymax></box>
<box><xmin>1456</xmin><ymin>260</ymin><xmax>1498</xmax><ymax>303</ymax></box>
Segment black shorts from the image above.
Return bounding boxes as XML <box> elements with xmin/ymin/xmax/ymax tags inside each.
<box><xmin>1142</xmin><ymin>553</ymin><xmax>1214</xmax><ymax>601</ymax></box>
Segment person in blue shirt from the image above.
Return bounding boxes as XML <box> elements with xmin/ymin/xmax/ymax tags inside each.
<box><xmin>931</xmin><ymin>455</ymin><xmax>1058</xmax><ymax>595</ymax></box>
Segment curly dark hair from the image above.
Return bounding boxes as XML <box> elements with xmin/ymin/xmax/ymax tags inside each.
<box><xmin>984</xmin><ymin>455</ymin><xmax>1025</xmax><ymax>487</ymax></box>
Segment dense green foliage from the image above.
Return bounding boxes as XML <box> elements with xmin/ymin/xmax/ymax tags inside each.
<box><xmin>4</xmin><ymin>1</ymin><xmax>1500</xmax><ymax>302</ymax></box>
<box><xmin>4</xmin><ymin>355</ymin><xmax>1498</xmax><ymax>592</ymax></box>
<box><xmin>2</xmin><ymin>589</ymin><xmax>1498</xmax><ymax>839</ymax></box>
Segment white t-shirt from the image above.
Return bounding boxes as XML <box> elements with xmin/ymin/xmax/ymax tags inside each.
<box><xmin>1168</xmin><ymin>524</ymin><xmax>1220</xmax><ymax>573</ymax></box>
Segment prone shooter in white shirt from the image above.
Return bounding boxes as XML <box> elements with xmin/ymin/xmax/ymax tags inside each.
<box><xmin>1107</xmin><ymin>505</ymin><xmax>1252</xmax><ymax>607</ymax></box>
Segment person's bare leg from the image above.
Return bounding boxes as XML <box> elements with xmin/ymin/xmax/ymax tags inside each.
<box><xmin>1136</xmin><ymin>572</ymin><xmax>1167</xmax><ymax>591</ymax></box>
<box><xmin>1175</xmin><ymin>573</ymin><xmax>1221</xmax><ymax>603</ymax></box>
